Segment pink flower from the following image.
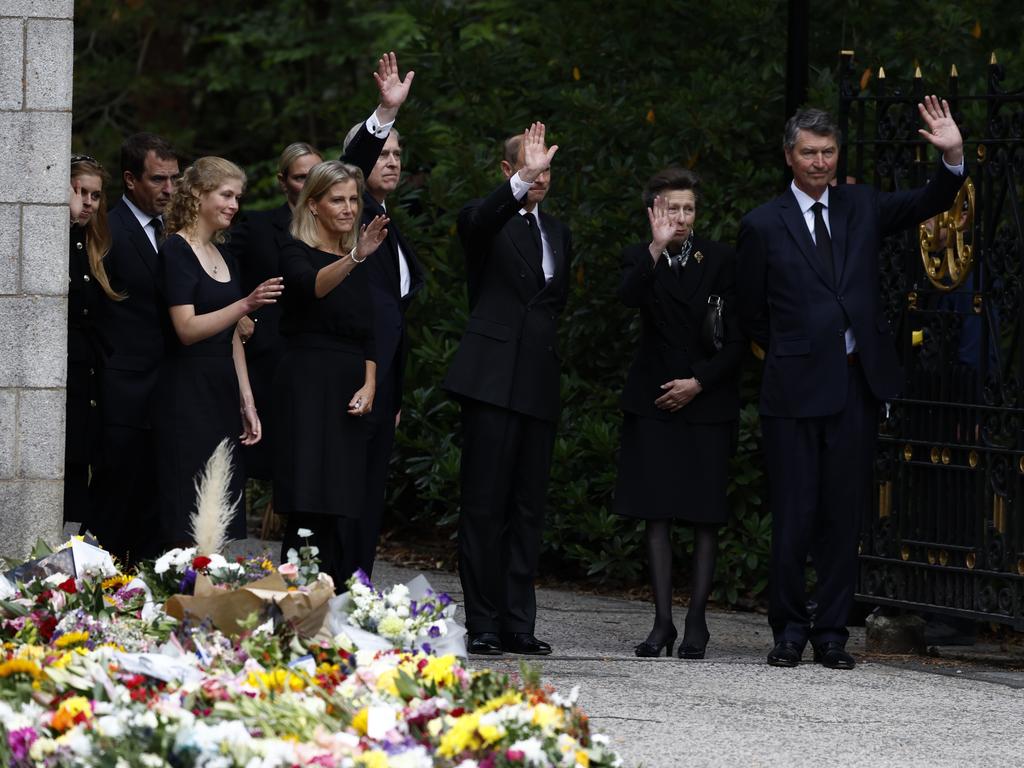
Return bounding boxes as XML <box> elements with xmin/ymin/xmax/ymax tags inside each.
<box><xmin>278</xmin><ymin>562</ymin><xmax>298</xmax><ymax>578</ymax></box>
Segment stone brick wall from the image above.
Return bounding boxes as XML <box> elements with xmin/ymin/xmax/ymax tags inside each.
<box><xmin>0</xmin><ymin>0</ymin><xmax>74</xmax><ymax>558</ymax></box>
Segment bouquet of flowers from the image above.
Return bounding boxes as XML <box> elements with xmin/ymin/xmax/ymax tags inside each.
<box><xmin>328</xmin><ymin>569</ymin><xmax>467</xmax><ymax>656</ymax></box>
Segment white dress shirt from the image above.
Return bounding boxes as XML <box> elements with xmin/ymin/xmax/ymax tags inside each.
<box><xmin>366</xmin><ymin>111</ymin><xmax>395</xmax><ymax>139</ymax></box>
<box><xmin>380</xmin><ymin>201</ymin><xmax>410</xmax><ymax>298</ymax></box>
<box><xmin>510</xmin><ymin>171</ymin><xmax>554</xmax><ymax>281</ymax></box>
<box><xmin>122</xmin><ymin>195</ymin><xmax>162</xmax><ymax>253</ymax></box>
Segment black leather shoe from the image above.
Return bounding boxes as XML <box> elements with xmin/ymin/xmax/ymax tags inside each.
<box><xmin>635</xmin><ymin>628</ymin><xmax>677</xmax><ymax>658</ymax></box>
<box><xmin>678</xmin><ymin>616</ymin><xmax>710</xmax><ymax>660</ymax></box>
<box><xmin>467</xmin><ymin>632</ymin><xmax>503</xmax><ymax>655</ymax></box>
<box><xmin>813</xmin><ymin>642</ymin><xmax>856</xmax><ymax>670</ymax></box>
<box><xmin>501</xmin><ymin>633</ymin><xmax>552</xmax><ymax>655</ymax></box>
<box><xmin>767</xmin><ymin>640</ymin><xmax>803</xmax><ymax>667</ymax></box>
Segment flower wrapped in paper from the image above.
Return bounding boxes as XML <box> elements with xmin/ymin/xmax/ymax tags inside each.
<box><xmin>327</xmin><ymin>570</ymin><xmax>467</xmax><ymax>657</ymax></box>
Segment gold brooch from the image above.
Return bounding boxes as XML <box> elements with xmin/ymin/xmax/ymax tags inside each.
<box><xmin>693</xmin><ymin>250</ymin><xmax>704</xmax><ymax>264</ymax></box>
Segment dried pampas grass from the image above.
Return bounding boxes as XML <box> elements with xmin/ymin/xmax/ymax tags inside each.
<box><xmin>190</xmin><ymin>438</ymin><xmax>240</xmax><ymax>555</ymax></box>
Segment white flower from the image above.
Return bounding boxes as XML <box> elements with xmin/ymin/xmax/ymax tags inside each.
<box><xmin>509</xmin><ymin>737</ymin><xmax>547</xmax><ymax>765</ymax></box>
<box><xmin>296</xmin><ymin>527</ymin><xmax>313</xmax><ymax>538</ymax></box>
<box><xmin>139</xmin><ymin>755</ymin><xmax>167</xmax><ymax>767</ymax></box>
<box><xmin>95</xmin><ymin>714</ymin><xmax>125</xmax><ymax>738</ymax></box>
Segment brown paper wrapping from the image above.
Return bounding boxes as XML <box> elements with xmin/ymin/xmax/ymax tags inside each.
<box><xmin>164</xmin><ymin>572</ymin><xmax>335</xmax><ymax>637</ymax></box>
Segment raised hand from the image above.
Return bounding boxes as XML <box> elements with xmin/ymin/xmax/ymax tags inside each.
<box><xmin>243</xmin><ymin>276</ymin><xmax>284</xmax><ymax>313</ymax></box>
<box><xmin>355</xmin><ymin>214</ymin><xmax>390</xmax><ymax>261</ymax></box>
<box><xmin>918</xmin><ymin>94</ymin><xmax>964</xmax><ymax>165</ymax></box>
<box><xmin>519</xmin><ymin>122</ymin><xmax>559</xmax><ymax>183</ymax></box>
<box><xmin>647</xmin><ymin>195</ymin><xmax>675</xmax><ymax>260</ymax></box>
<box><xmin>374</xmin><ymin>52</ymin><xmax>415</xmax><ymax>117</ymax></box>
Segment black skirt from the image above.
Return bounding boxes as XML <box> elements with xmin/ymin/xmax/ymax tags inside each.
<box><xmin>613</xmin><ymin>413</ymin><xmax>735</xmax><ymax>523</ymax></box>
<box><xmin>273</xmin><ymin>335</ymin><xmax>369</xmax><ymax>519</ymax></box>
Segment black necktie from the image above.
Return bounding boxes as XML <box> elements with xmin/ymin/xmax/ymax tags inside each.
<box><xmin>811</xmin><ymin>202</ymin><xmax>835</xmax><ymax>284</ymax></box>
<box><xmin>149</xmin><ymin>217</ymin><xmax>164</xmax><ymax>247</ymax></box>
<box><xmin>523</xmin><ymin>213</ymin><xmax>544</xmax><ymax>285</ymax></box>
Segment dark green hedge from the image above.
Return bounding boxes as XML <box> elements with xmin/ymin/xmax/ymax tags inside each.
<box><xmin>73</xmin><ymin>0</ymin><xmax>1024</xmax><ymax>604</ymax></box>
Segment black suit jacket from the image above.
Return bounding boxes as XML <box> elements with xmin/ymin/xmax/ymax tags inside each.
<box><xmin>340</xmin><ymin>131</ymin><xmax>424</xmax><ymax>415</ymax></box>
<box><xmin>736</xmin><ymin>163</ymin><xmax>965</xmax><ymax>418</ymax></box>
<box><xmin>443</xmin><ymin>179</ymin><xmax>571</xmax><ymax>422</ymax></box>
<box><xmin>618</xmin><ymin>236</ymin><xmax>743</xmax><ymax>423</ymax></box>
<box><xmin>226</xmin><ymin>202</ymin><xmax>291</xmax><ymax>358</ymax></box>
<box><xmin>94</xmin><ymin>200</ymin><xmax>164</xmax><ymax>428</ymax></box>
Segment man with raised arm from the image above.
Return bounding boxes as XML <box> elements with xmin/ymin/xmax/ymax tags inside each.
<box><xmin>444</xmin><ymin>123</ymin><xmax>572</xmax><ymax>656</ymax></box>
<box><xmin>736</xmin><ymin>97</ymin><xmax>966</xmax><ymax>670</ymax></box>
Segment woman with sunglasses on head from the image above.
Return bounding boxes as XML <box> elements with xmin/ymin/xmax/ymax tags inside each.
<box><xmin>66</xmin><ymin>154</ymin><xmax>118</xmax><ymax>527</ymax></box>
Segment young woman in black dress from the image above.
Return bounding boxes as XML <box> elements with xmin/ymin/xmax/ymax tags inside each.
<box><xmin>66</xmin><ymin>155</ymin><xmax>116</xmax><ymax>526</ymax></box>
<box><xmin>274</xmin><ymin>160</ymin><xmax>388</xmax><ymax>590</ymax></box>
<box><xmin>614</xmin><ymin>169</ymin><xmax>744</xmax><ymax>659</ymax></box>
<box><xmin>157</xmin><ymin>157</ymin><xmax>284</xmax><ymax>549</ymax></box>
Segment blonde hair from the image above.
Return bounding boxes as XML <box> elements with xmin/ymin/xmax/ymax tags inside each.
<box><xmin>164</xmin><ymin>156</ymin><xmax>246</xmax><ymax>244</ymax></box>
<box><xmin>71</xmin><ymin>155</ymin><xmax>122</xmax><ymax>301</ymax></box>
<box><xmin>290</xmin><ymin>160</ymin><xmax>365</xmax><ymax>253</ymax></box>
<box><xmin>277</xmin><ymin>142</ymin><xmax>322</xmax><ymax>179</ymax></box>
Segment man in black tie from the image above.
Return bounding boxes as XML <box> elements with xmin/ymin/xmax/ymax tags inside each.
<box><xmin>736</xmin><ymin>98</ymin><xmax>965</xmax><ymax>669</ymax></box>
<box><xmin>443</xmin><ymin>122</ymin><xmax>572</xmax><ymax>655</ymax></box>
<box><xmin>341</xmin><ymin>122</ymin><xmax>425</xmax><ymax>577</ymax></box>
<box><xmin>91</xmin><ymin>133</ymin><xmax>179</xmax><ymax>563</ymax></box>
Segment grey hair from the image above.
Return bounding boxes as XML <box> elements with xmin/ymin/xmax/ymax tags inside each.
<box><xmin>342</xmin><ymin>123</ymin><xmax>401</xmax><ymax>153</ymax></box>
<box><xmin>783</xmin><ymin>108</ymin><xmax>842</xmax><ymax>150</ymax></box>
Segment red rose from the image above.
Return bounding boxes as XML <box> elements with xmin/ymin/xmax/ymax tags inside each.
<box><xmin>36</xmin><ymin>614</ymin><xmax>58</xmax><ymax>642</ymax></box>
<box><xmin>192</xmin><ymin>556</ymin><xmax>212</xmax><ymax>570</ymax></box>
<box><xmin>58</xmin><ymin>577</ymin><xmax>77</xmax><ymax>594</ymax></box>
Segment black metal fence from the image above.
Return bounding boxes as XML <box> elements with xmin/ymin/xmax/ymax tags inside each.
<box><xmin>837</xmin><ymin>51</ymin><xmax>1024</xmax><ymax>629</ymax></box>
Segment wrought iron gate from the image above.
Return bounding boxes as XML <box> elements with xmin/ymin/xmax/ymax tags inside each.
<box><xmin>837</xmin><ymin>51</ymin><xmax>1024</xmax><ymax>629</ymax></box>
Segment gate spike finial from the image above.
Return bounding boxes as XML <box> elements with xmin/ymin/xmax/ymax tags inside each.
<box><xmin>950</xmin><ymin>64</ymin><xmax>959</xmax><ymax>78</ymax></box>
<box><xmin>914</xmin><ymin>65</ymin><xmax>922</xmax><ymax>79</ymax></box>
<box><xmin>878</xmin><ymin>66</ymin><xmax>886</xmax><ymax>79</ymax></box>
<box><xmin>990</xmin><ymin>51</ymin><xmax>998</xmax><ymax>65</ymax></box>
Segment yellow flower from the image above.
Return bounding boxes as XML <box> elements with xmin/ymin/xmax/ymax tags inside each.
<box><xmin>54</xmin><ymin>631</ymin><xmax>89</xmax><ymax>649</ymax></box>
<box><xmin>0</xmin><ymin>658</ymin><xmax>42</xmax><ymax>678</ymax></box>
<box><xmin>532</xmin><ymin>702</ymin><xmax>564</xmax><ymax>730</ymax></box>
<box><xmin>356</xmin><ymin>750</ymin><xmax>388</xmax><ymax>768</ymax></box>
<box><xmin>438</xmin><ymin>712</ymin><xmax>481</xmax><ymax>757</ymax></box>
<box><xmin>101</xmin><ymin>573</ymin><xmax>132</xmax><ymax>590</ymax></box>
<box><xmin>16</xmin><ymin>644</ymin><xmax>45</xmax><ymax>661</ymax></box>
<box><xmin>421</xmin><ymin>654</ymin><xmax>457</xmax><ymax>688</ymax></box>
<box><xmin>375</xmin><ymin>668</ymin><xmax>400</xmax><ymax>697</ymax></box>
<box><xmin>52</xmin><ymin>695</ymin><xmax>92</xmax><ymax>731</ymax></box>
<box><xmin>260</xmin><ymin>559</ymin><xmax>275</xmax><ymax>571</ymax></box>
<box><xmin>246</xmin><ymin>668</ymin><xmax>306</xmax><ymax>693</ymax></box>
<box><xmin>51</xmin><ymin>649</ymin><xmax>88</xmax><ymax>669</ymax></box>
<box><xmin>351</xmin><ymin>707</ymin><xmax>369</xmax><ymax>735</ymax></box>
<box><xmin>479</xmin><ymin>691</ymin><xmax>522</xmax><ymax>714</ymax></box>
<box><xmin>478</xmin><ymin>722</ymin><xmax>504</xmax><ymax>744</ymax></box>
<box><xmin>377</xmin><ymin>614</ymin><xmax>406</xmax><ymax>638</ymax></box>
<box><xmin>575</xmin><ymin>751</ymin><xmax>591</xmax><ymax>767</ymax></box>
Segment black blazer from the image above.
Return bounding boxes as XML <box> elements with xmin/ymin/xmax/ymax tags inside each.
<box><xmin>618</xmin><ymin>237</ymin><xmax>743</xmax><ymax>423</ymax></box>
<box><xmin>443</xmin><ymin>179</ymin><xmax>571</xmax><ymax>422</ymax></box>
<box><xmin>736</xmin><ymin>163</ymin><xmax>965</xmax><ymax>418</ymax></box>
<box><xmin>340</xmin><ymin>133</ymin><xmax>425</xmax><ymax>414</ymax></box>
<box><xmin>94</xmin><ymin>200</ymin><xmax>164</xmax><ymax>428</ymax></box>
<box><xmin>225</xmin><ymin>203</ymin><xmax>291</xmax><ymax>358</ymax></box>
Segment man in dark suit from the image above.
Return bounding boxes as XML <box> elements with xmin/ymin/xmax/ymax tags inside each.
<box><xmin>443</xmin><ymin>122</ymin><xmax>570</xmax><ymax>655</ymax></box>
<box><xmin>736</xmin><ymin>97</ymin><xmax>965</xmax><ymax>669</ymax></box>
<box><xmin>90</xmin><ymin>133</ymin><xmax>179</xmax><ymax>564</ymax></box>
<box><xmin>342</xmin><ymin>123</ymin><xmax>424</xmax><ymax>577</ymax></box>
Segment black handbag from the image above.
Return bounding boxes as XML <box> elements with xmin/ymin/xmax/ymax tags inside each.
<box><xmin>701</xmin><ymin>294</ymin><xmax>724</xmax><ymax>354</ymax></box>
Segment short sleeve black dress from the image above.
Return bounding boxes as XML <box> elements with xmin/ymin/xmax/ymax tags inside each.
<box><xmin>155</xmin><ymin>234</ymin><xmax>246</xmax><ymax>547</ymax></box>
<box><xmin>273</xmin><ymin>239</ymin><xmax>375</xmax><ymax>524</ymax></box>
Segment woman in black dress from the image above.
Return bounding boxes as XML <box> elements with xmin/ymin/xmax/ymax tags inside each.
<box><xmin>66</xmin><ymin>154</ymin><xmax>117</xmax><ymax>526</ymax></box>
<box><xmin>615</xmin><ymin>168</ymin><xmax>744</xmax><ymax>659</ymax></box>
<box><xmin>274</xmin><ymin>160</ymin><xmax>388</xmax><ymax>590</ymax></box>
<box><xmin>157</xmin><ymin>157</ymin><xmax>284</xmax><ymax>549</ymax></box>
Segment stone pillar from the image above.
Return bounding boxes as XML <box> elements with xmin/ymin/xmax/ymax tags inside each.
<box><xmin>0</xmin><ymin>0</ymin><xmax>74</xmax><ymax>558</ymax></box>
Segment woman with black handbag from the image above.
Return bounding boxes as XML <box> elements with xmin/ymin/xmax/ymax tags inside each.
<box><xmin>614</xmin><ymin>168</ymin><xmax>744</xmax><ymax>659</ymax></box>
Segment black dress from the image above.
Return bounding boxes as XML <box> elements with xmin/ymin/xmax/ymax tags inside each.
<box><xmin>274</xmin><ymin>239</ymin><xmax>375</xmax><ymax>588</ymax></box>
<box><xmin>155</xmin><ymin>234</ymin><xmax>246</xmax><ymax>547</ymax></box>
<box><xmin>613</xmin><ymin>237</ymin><xmax>744</xmax><ymax>524</ymax></box>
<box><xmin>65</xmin><ymin>225</ymin><xmax>102</xmax><ymax>525</ymax></box>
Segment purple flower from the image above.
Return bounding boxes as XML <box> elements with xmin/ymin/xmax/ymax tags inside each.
<box><xmin>428</xmin><ymin>625</ymin><xmax>442</xmax><ymax>638</ymax></box>
<box><xmin>353</xmin><ymin>568</ymin><xmax>373</xmax><ymax>588</ymax></box>
<box><xmin>410</xmin><ymin>600</ymin><xmax>419</xmax><ymax>617</ymax></box>
<box><xmin>178</xmin><ymin>568</ymin><xmax>197</xmax><ymax>594</ymax></box>
<box><xmin>438</xmin><ymin>593</ymin><xmax>453</xmax><ymax>608</ymax></box>
<box><xmin>9</xmin><ymin>727</ymin><xmax>38</xmax><ymax>761</ymax></box>
<box><xmin>421</xmin><ymin>642</ymin><xmax>432</xmax><ymax>654</ymax></box>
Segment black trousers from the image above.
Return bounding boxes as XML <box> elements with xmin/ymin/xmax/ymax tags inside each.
<box><xmin>281</xmin><ymin>512</ymin><xmax>358</xmax><ymax>594</ymax></box>
<box><xmin>457</xmin><ymin>398</ymin><xmax>555</xmax><ymax>635</ymax></box>
<box><xmin>88</xmin><ymin>424</ymin><xmax>160</xmax><ymax>565</ymax></box>
<box><xmin>761</xmin><ymin>364</ymin><xmax>877</xmax><ymax>649</ymax></box>
<box><xmin>356</xmin><ymin>370</ymin><xmax>398</xmax><ymax>578</ymax></box>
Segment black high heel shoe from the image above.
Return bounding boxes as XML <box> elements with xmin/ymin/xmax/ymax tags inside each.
<box><xmin>678</xmin><ymin>619</ymin><xmax>710</xmax><ymax>660</ymax></box>
<box><xmin>634</xmin><ymin>628</ymin><xmax>678</xmax><ymax>658</ymax></box>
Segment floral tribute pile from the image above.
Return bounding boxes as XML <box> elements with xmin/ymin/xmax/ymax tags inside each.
<box><xmin>0</xmin><ymin>537</ymin><xmax>622</xmax><ymax>768</ymax></box>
